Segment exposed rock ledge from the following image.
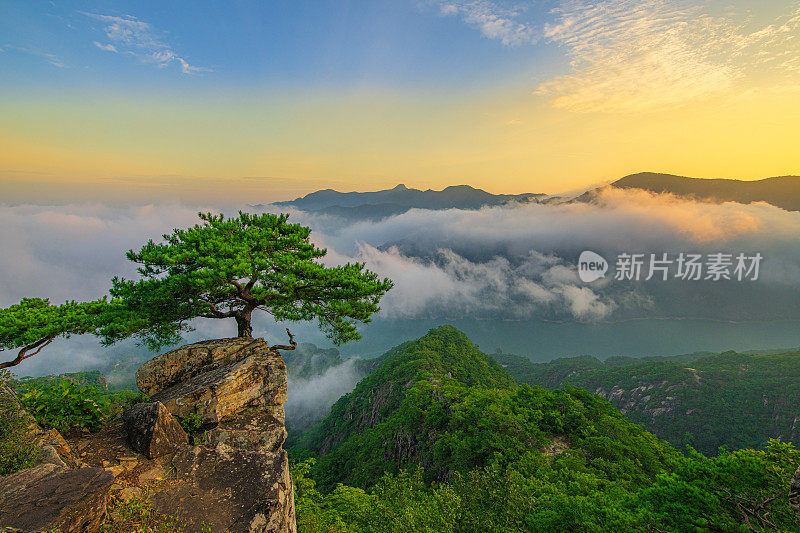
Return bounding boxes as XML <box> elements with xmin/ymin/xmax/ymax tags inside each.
<box><xmin>140</xmin><ymin>338</ymin><xmax>296</xmax><ymax>533</ymax></box>
<box><xmin>0</xmin><ymin>338</ymin><xmax>296</xmax><ymax>533</ymax></box>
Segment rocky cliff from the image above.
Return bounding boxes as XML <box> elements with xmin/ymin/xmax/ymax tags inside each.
<box><xmin>0</xmin><ymin>384</ymin><xmax>114</xmax><ymax>532</ymax></box>
<box><xmin>0</xmin><ymin>338</ymin><xmax>297</xmax><ymax>533</ymax></box>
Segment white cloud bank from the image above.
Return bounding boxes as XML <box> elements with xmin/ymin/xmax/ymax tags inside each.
<box><xmin>1</xmin><ymin>189</ymin><xmax>799</xmax><ymax>377</ymax></box>
<box><xmin>2</xmin><ymin>188</ymin><xmax>799</xmax><ymax>322</ymax></box>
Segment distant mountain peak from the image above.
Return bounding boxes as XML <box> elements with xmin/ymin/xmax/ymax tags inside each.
<box><xmin>609</xmin><ymin>172</ymin><xmax>800</xmax><ymax>211</ymax></box>
<box><xmin>274</xmin><ymin>183</ymin><xmax>545</xmax><ymax>220</ymax></box>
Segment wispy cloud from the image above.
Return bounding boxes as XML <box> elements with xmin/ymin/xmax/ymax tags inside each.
<box><xmin>537</xmin><ymin>1</ymin><xmax>800</xmax><ymax>112</ymax></box>
<box><xmin>83</xmin><ymin>12</ymin><xmax>211</xmax><ymax>74</ymax></box>
<box><xmin>4</xmin><ymin>45</ymin><xmax>67</xmax><ymax>68</ymax></box>
<box><xmin>535</xmin><ymin>1</ymin><xmax>738</xmax><ymax>112</ymax></box>
<box><xmin>436</xmin><ymin>1</ymin><xmax>800</xmax><ymax>112</ymax></box>
<box><xmin>93</xmin><ymin>41</ymin><xmax>117</xmax><ymax>53</ymax></box>
<box><xmin>437</xmin><ymin>1</ymin><xmax>539</xmax><ymax>46</ymax></box>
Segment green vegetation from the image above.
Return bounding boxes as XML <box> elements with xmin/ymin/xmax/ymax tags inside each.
<box><xmin>13</xmin><ymin>370</ymin><xmax>108</xmax><ymax>391</ymax></box>
<box><xmin>293</xmin><ymin>325</ymin><xmax>514</xmax><ymax>458</ymax></box>
<box><xmin>0</xmin><ymin>370</ymin><xmax>39</xmax><ymax>475</ymax></box>
<box><xmin>293</xmin><ymin>461</ymin><xmax>460</xmax><ymax>533</ymax></box>
<box><xmin>294</xmin><ymin>441</ymin><xmax>800</xmax><ymax>532</ymax></box>
<box><xmin>12</xmin><ymin>373</ymin><xmax>148</xmax><ymax>434</ymax></box>
<box><xmin>493</xmin><ymin>349</ymin><xmax>800</xmax><ymax>455</ymax></box>
<box><xmin>292</xmin><ymin>326</ymin><xmax>800</xmax><ymax>531</ymax></box>
<box><xmin>0</xmin><ymin>297</ymin><xmax>108</xmax><ymax>370</ymax></box>
<box><xmin>175</xmin><ymin>407</ymin><xmax>206</xmax><ymax>444</ymax></box>
<box><xmin>99</xmin><ymin>211</ymin><xmax>393</xmax><ymax>349</ymax></box>
<box><xmin>18</xmin><ymin>380</ymin><xmax>109</xmax><ymax>433</ymax></box>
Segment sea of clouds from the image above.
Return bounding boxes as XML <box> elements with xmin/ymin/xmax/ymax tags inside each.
<box><xmin>2</xmin><ymin>188</ymin><xmax>799</xmax><ymax>381</ymax></box>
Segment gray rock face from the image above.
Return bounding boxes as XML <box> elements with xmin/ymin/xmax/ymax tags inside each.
<box><xmin>122</xmin><ymin>401</ymin><xmax>189</xmax><ymax>459</ymax></box>
<box><xmin>136</xmin><ymin>338</ymin><xmax>296</xmax><ymax>533</ymax></box>
<box><xmin>0</xmin><ymin>386</ymin><xmax>111</xmax><ymax>532</ymax></box>
<box><xmin>203</xmin><ymin>409</ymin><xmax>286</xmax><ymax>454</ymax></box>
<box><xmin>150</xmin><ymin>350</ymin><xmax>287</xmax><ymax>425</ymax></box>
<box><xmin>0</xmin><ymin>463</ymin><xmax>114</xmax><ymax>533</ymax></box>
<box><xmin>137</xmin><ymin>337</ymin><xmax>268</xmax><ymax>397</ymax></box>
<box><xmin>151</xmin><ymin>445</ymin><xmax>296</xmax><ymax>533</ymax></box>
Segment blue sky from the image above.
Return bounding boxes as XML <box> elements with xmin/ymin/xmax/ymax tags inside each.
<box><xmin>1</xmin><ymin>1</ymin><xmax>558</xmax><ymax>91</ymax></box>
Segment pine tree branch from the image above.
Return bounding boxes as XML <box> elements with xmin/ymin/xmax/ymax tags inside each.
<box><xmin>0</xmin><ymin>336</ymin><xmax>55</xmax><ymax>370</ymax></box>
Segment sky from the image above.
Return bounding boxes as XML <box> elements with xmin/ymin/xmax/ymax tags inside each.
<box><xmin>2</xmin><ymin>0</ymin><xmax>800</xmax><ymax>202</ymax></box>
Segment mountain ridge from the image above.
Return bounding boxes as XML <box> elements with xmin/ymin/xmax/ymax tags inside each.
<box><xmin>273</xmin><ymin>183</ymin><xmax>546</xmax><ymax>219</ymax></box>
<box><xmin>605</xmin><ymin>172</ymin><xmax>800</xmax><ymax>210</ymax></box>
<box><xmin>291</xmin><ymin>325</ymin><xmax>514</xmax><ymax>456</ymax></box>
<box><xmin>291</xmin><ymin>325</ymin><xmax>682</xmax><ymax>493</ymax></box>
<box><xmin>274</xmin><ymin>173</ymin><xmax>800</xmax><ymax>217</ymax></box>
<box><xmin>493</xmin><ymin>348</ymin><xmax>800</xmax><ymax>455</ymax></box>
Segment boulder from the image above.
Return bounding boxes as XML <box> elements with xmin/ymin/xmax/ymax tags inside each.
<box><xmin>137</xmin><ymin>338</ymin><xmax>268</xmax><ymax>396</ymax></box>
<box><xmin>151</xmin><ymin>351</ymin><xmax>286</xmax><ymax>425</ymax></box>
<box><xmin>35</xmin><ymin>428</ymin><xmax>83</xmax><ymax>469</ymax></box>
<box><xmin>151</xmin><ymin>445</ymin><xmax>296</xmax><ymax>533</ymax></box>
<box><xmin>0</xmin><ymin>464</ymin><xmax>113</xmax><ymax>533</ymax></box>
<box><xmin>122</xmin><ymin>401</ymin><xmax>189</xmax><ymax>459</ymax></box>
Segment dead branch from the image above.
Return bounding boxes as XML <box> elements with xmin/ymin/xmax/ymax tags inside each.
<box><xmin>271</xmin><ymin>328</ymin><xmax>297</xmax><ymax>351</ymax></box>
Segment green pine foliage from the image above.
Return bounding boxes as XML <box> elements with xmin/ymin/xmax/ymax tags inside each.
<box><xmin>99</xmin><ymin>211</ymin><xmax>393</xmax><ymax>350</ymax></box>
<box><xmin>0</xmin><ymin>298</ymin><xmax>108</xmax><ymax>369</ymax></box>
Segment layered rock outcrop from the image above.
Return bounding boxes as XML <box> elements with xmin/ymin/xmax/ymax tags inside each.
<box><xmin>0</xmin><ymin>386</ymin><xmax>114</xmax><ymax>533</ymax></box>
<box><xmin>0</xmin><ymin>338</ymin><xmax>296</xmax><ymax>533</ymax></box>
<box><xmin>138</xmin><ymin>338</ymin><xmax>296</xmax><ymax>533</ymax></box>
<box><xmin>0</xmin><ymin>463</ymin><xmax>114</xmax><ymax>532</ymax></box>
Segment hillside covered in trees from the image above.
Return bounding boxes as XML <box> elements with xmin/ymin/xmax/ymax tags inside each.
<box><xmin>493</xmin><ymin>349</ymin><xmax>800</xmax><ymax>456</ymax></box>
<box><xmin>289</xmin><ymin>326</ymin><xmax>800</xmax><ymax>531</ymax></box>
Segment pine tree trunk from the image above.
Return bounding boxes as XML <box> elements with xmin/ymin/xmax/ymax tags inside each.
<box><xmin>235</xmin><ymin>313</ymin><xmax>253</xmax><ymax>338</ymax></box>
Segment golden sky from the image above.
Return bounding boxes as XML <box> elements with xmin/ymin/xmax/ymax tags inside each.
<box><xmin>2</xmin><ymin>2</ymin><xmax>800</xmax><ymax>203</ymax></box>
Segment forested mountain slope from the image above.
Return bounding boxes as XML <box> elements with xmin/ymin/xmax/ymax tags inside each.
<box><xmin>291</xmin><ymin>327</ymin><xmax>800</xmax><ymax>531</ymax></box>
<box><xmin>292</xmin><ymin>325</ymin><xmax>514</xmax><ymax>457</ymax></box>
<box><xmin>293</xmin><ymin>326</ymin><xmax>680</xmax><ymax>491</ymax></box>
<box><xmin>493</xmin><ymin>349</ymin><xmax>800</xmax><ymax>455</ymax></box>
